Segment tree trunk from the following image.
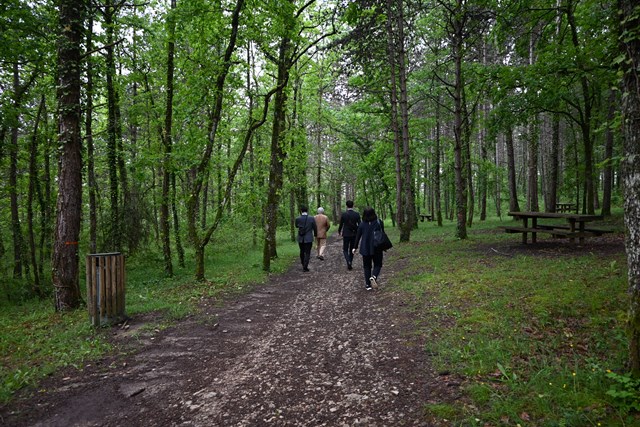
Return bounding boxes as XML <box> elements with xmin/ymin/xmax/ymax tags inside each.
<box><xmin>464</xmin><ymin>109</ymin><xmax>474</xmax><ymax>227</ymax></box>
<box><xmin>452</xmin><ymin>1</ymin><xmax>467</xmax><ymax>239</ymax></box>
<box><xmin>505</xmin><ymin>125</ymin><xmax>520</xmax><ymax>212</ymax></box>
<box><xmin>435</xmin><ymin>102</ymin><xmax>443</xmax><ymax>226</ymax></box>
<box><xmin>619</xmin><ymin>0</ymin><xmax>640</xmax><ymax>376</ymax></box>
<box><xmin>171</xmin><ymin>173</ymin><xmax>185</xmax><ymax>268</ymax></box>
<box><xmin>104</xmin><ymin>1</ymin><xmax>121</xmax><ymax>249</ymax></box>
<box><xmin>247</xmin><ymin>47</ymin><xmax>258</xmax><ymax>248</ymax></box>
<box><xmin>547</xmin><ymin>113</ymin><xmax>560</xmax><ymax>212</ymax></box>
<box><xmin>38</xmin><ymin>101</ymin><xmax>53</xmax><ymax>283</ymax></box>
<box><xmin>185</xmin><ymin>0</ymin><xmax>244</xmax><ymax>281</ymax></box>
<box><xmin>52</xmin><ymin>0</ymin><xmax>85</xmax><ymax>311</ymax></box>
<box><xmin>546</xmin><ymin>3</ymin><xmax>562</xmax><ymax>213</ymax></box>
<box><xmin>494</xmin><ymin>136</ymin><xmax>502</xmax><ymax>217</ymax></box>
<box><xmin>527</xmin><ymin>119</ymin><xmax>539</xmax><ymax>211</ymax></box>
<box><xmin>567</xmin><ymin>0</ymin><xmax>595</xmax><ymax>214</ymax></box>
<box><xmin>262</xmin><ymin>38</ymin><xmax>290</xmax><ymax>271</ymax></box>
<box><xmin>9</xmin><ymin>64</ymin><xmax>24</xmax><ymax>279</ymax></box>
<box><xmin>395</xmin><ymin>0</ymin><xmax>416</xmax><ymax>236</ymax></box>
<box><xmin>28</xmin><ymin>96</ymin><xmax>46</xmax><ymax>297</ymax></box>
<box><xmin>86</xmin><ymin>15</ymin><xmax>97</xmax><ymax>253</ymax></box>
<box><xmin>479</xmin><ymin>112</ymin><xmax>488</xmax><ymax>221</ymax></box>
<box><xmin>602</xmin><ymin>90</ymin><xmax>615</xmax><ymax>216</ymax></box>
<box><xmin>385</xmin><ymin>0</ymin><xmax>406</xmax><ymax>241</ymax></box>
<box><xmin>160</xmin><ymin>0</ymin><xmax>176</xmax><ymax>277</ymax></box>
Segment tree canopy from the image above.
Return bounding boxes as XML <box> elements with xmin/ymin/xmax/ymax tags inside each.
<box><xmin>0</xmin><ymin>0</ymin><xmax>636</xmax><ymax>337</ymax></box>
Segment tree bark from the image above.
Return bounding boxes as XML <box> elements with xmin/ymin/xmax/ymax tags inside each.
<box><xmin>479</xmin><ymin>110</ymin><xmax>488</xmax><ymax>221</ymax></box>
<box><xmin>395</xmin><ymin>0</ymin><xmax>416</xmax><ymax>236</ymax></box>
<box><xmin>52</xmin><ymin>0</ymin><xmax>85</xmax><ymax>311</ymax></box>
<box><xmin>161</xmin><ymin>0</ymin><xmax>177</xmax><ymax>277</ymax></box>
<box><xmin>435</xmin><ymin>101</ymin><xmax>443</xmax><ymax>226</ymax></box>
<box><xmin>619</xmin><ymin>0</ymin><xmax>640</xmax><ymax>376</ymax></box>
<box><xmin>104</xmin><ymin>0</ymin><xmax>121</xmax><ymax>249</ymax></box>
<box><xmin>452</xmin><ymin>0</ymin><xmax>467</xmax><ymax>239</ymax></box>
<box><xmin>505</xmin><ymin>125</ymin><xmax>520</xmax><ymax>212</ymax></box>
<box><xmin>28</xmin><ymin>96</ymin><xmax>46</xmax><ymax>297</ymax></box>
<box><xmin>384</xmin><ymin>0</ymin><xmax>405</xmax><ymax>240</ymax></box>
<box><xmin>566</xmin><ymin>0</ymin><xmax>596</xmax><ymax>214</ymax></box>
<box><xmin>527</xmin><ymin>118</ymin><xmax>539</xmax><ymax>211</ymax></box>
<box><xmin>262</xmin><ymin>36</ymin><xmax>290</xmax><ymax>271</ymax></box>
<box><xmin>601</xmin><ymin>90</ymin><xmax>616</xmax><ymax>216</ymax></box>
<box><xmin>9</xmin><ymin>63</ymin><xmax>24</xmax><ymax>279</ymax></box>
<box><xmin>86</xmin><ymin>15</ymin><xmax>97</xmax><ymax>253</ymax></box>
<box><xmin>547</xmin><ymin>113</ymin><xmax>560</xmax><ymax>212</ymax></box>
<box><xmin>171</xmin><ymin>173</ymin><xmax>185</xmax><ymax>268</ymax></box>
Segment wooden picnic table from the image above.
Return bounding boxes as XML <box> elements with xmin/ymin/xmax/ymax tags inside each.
<box><xmin>501</xmin><ymin>211</ymin><xmax>608</xmax><ymax>244</ymax></box>
<box><xmin>555</xmin><ymin>202</ymin><xmax>577</xmax><ymax>213</ymax></box>
<box><xmin>418</xmin><ymin>213</ymin><xmax>433</xmax><ymax>222</ymax></box>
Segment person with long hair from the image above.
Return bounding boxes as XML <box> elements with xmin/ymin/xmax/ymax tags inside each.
<box><xmin>352</xmin><ymin>207</ymin><xmax>384</xmax><ymax>291</ymax></box>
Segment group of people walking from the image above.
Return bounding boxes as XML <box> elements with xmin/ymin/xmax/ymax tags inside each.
<box><xmin>294</xmin><ymin>201</ymin><xmax>385</xmax><ymax>291</ymax></box>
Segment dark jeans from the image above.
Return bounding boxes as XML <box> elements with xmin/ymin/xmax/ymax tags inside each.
<box><xmin>362</xmin><ymin>252</ymin><xmax>383</xmax><ymax>287</ymax></box>
<box><xmin>342</xmin><ymin>236</ymin><xmax>357</xmax><ymax>266</ymax></box>
<box><xmin>299</xmin><ymin>242</ymin><xmax>313</xmax><ymax>269</ymax></box>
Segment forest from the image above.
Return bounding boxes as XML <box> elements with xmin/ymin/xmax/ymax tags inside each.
<box><xmin>1</xmin><ymin>0</ymin><xmax>640</xmax><ymax>421</ymax></box>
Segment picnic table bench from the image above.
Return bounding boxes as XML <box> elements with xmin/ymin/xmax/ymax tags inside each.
<box><xmin>555</xmin><ymin>202</ymin><xmax>577</xmax><ymax>213</ymax></box>
<box><xmin>419</xmin><ymin>213</ymin><xmax>433</xmax><ymax>222</ymax></box>
<box><xmin>500</xmin><ymin>211</ymin><xmax>612</xmax><ymax>244</ymax></box>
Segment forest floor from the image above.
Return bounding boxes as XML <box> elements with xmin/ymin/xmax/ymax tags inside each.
<box><xmin>0</xmin><ymin>235</ymin><xmax>456</xmax><ymax>427</ymax></box>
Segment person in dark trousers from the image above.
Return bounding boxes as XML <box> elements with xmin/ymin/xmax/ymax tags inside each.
<box><xmin>353</xmin><ymin>207</ymin><xmax>384</xmax><ymax>291</ymax></box>
<box><xmin>338</xmin><ymin>200</ymin><xmax>361</xmax><ymax>270</ymax></box>
<box><xmin>295</xmin><ymin>205</ymin><xmax>317</xmax><ymax>272</ymax></box>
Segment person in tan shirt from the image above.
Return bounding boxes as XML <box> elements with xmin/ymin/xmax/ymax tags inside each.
<box><xmin>314</xmin><ymin>207</ymin><xmax>331</xmax><ymax>260</ymax></box>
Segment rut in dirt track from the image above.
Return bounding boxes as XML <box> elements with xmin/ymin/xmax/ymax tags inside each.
<box><xmin>3</xmin><ymin>235</ymin><xmax>439</xmax><ymax>427</ymax></box>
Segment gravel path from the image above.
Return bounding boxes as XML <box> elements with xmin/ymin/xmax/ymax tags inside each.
<box><xmin>2</xmin><ymin>235</ymin><xmax>443</xmax><ymax>426</ymax></box>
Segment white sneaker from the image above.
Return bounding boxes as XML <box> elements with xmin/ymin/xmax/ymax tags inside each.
<box><xmin>370</xmin><ymin>276</ymin><xmax>378</xmax><ymax>288</ymax></box>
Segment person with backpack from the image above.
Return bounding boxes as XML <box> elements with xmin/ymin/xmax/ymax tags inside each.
<box><xmin>295</xmin><ymin>205</ymin><xmax>317</xmax><ymax>272</ymax></box>
<box><xmin>352</xmin><ymin>207</ymin><xmax>385</xmax><ymax>291</ymax></box>
<box><xmin>338</xmin><ymin>200</ymin><xmax>361</xmax><ymax>270</ymax></box>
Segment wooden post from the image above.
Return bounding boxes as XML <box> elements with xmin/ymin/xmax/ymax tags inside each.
<box><xmin>86</xmin><ymin>253</ymin><xmax>126</xmax><ymax>327</ymax></box>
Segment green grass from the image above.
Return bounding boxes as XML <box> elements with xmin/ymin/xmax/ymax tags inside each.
<box><xmin>0</xmin><ymin>222</ymin><xmax>300</xmax><ymax>404</ymax></box>
<box><xmin>388</xmin><ymin>215</ymin><xmax>636</xmax><ymax>426</ymax></box>
<box><xmin>2</xmin><ymin>213</ymin><xmax>638</xmax><ymax>426</ymax></box>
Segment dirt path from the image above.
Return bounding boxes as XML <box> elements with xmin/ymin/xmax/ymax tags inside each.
<box><xmin>2</xmin><ymin>235</ymin><xmax>446</xmax><ymax>426</ymax></box>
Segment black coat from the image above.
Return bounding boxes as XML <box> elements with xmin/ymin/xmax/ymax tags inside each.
<box><xmin>338</xmin><ymin>209</ymin><xmax>361</xmax><ymax>237</ymax></box>
<box><xmin>354</xmin><ymin>219</ymin><xmax>384</xmax><ymax>256</ymax></box>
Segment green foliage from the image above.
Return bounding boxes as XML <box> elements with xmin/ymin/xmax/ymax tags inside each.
<box><xmin>606</xmin><ymin>371</ymin><xmax>640</xmax><ymax>412</ymax></box>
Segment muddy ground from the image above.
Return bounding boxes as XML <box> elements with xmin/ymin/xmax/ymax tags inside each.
<box><xmin>1</xmin><ymin>235</ymin><xmax>458</xmax><ymax>427</ymax></box>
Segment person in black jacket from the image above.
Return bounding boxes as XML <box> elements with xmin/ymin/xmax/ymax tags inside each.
<box><xmin>352</xmin><ymin>207</ymin><xmax>384</xmax><ymax>291</ymax></box>
<box><xmin>295</xmin><ymin>205</ymin><xmax>317</xmax><ymax>272</ymax></box>
<box><xmin>338</xmin><ymin>200</ymin><xmax>361</xmax><ymax>270</ymax></box>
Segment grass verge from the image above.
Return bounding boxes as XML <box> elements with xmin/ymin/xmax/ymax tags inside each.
<box><xmin>0</xmin><ymin>223</ymin><xmax>299</xmax><ymax>404</ymax></box>
<box><xmin>387</xmin><ymin>215</ymin><xmax>636</xmax><ymax>426</ymax></box>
